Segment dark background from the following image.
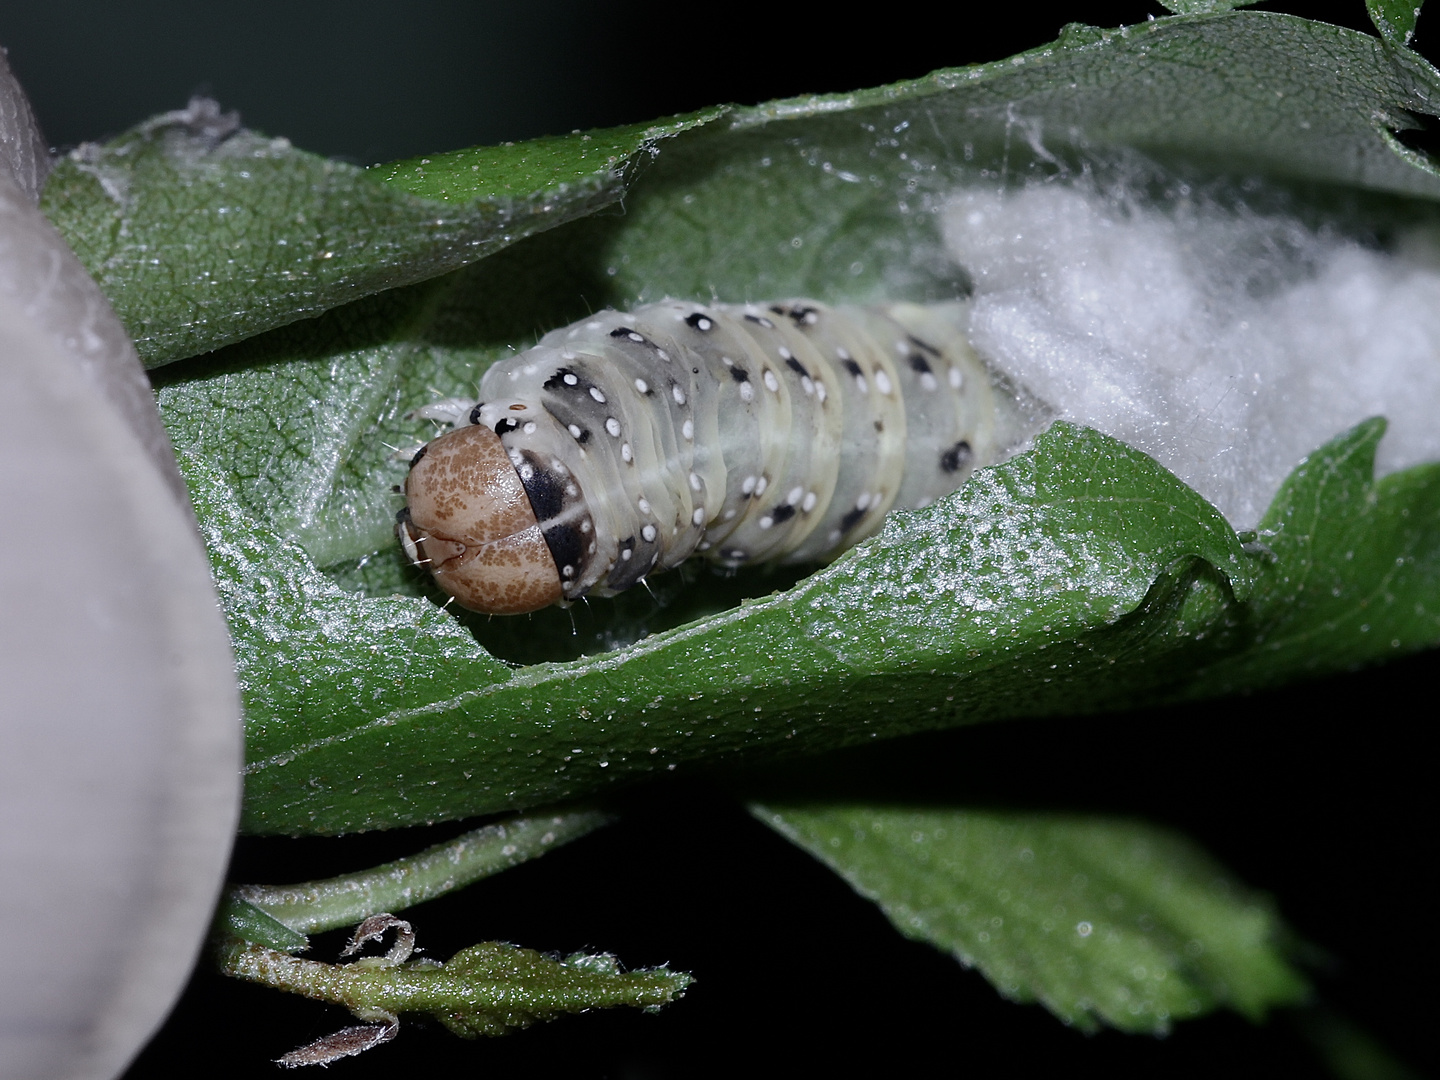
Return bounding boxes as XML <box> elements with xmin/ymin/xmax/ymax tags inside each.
<box><xmin>4</xmin><ymin>0</ymin><xmax>1418</xmax><ymax>161</ymax></box>
<box><xmin>2</xmin><ymin>2</ymin><xmax>1433</xmax><ymax>1076</ymax></box>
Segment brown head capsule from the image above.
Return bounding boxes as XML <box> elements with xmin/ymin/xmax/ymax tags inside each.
<box><xmin>397</xmin><ymin>423</ymin><xmax>563</xmax><ymax>614</ymax></box>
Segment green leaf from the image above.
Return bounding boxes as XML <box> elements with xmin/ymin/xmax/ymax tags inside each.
<box><xmin>42</xmin><ymin>11</ymin><xmax>1440</xmax><ymax>374</ymax></box>
<box><xmin>1156</xmin><ymin>0</ymin><xmax>1261</xmax><ymax>14</ymax></box>
<box><xmin>214</xmin><ymin>896</ymin><xmax>310</xmax><ymax>953</ymax></box>
<box><xmin>39</xmin><ymin>105</ymin><xmax>722</xmax><ymax>367</ymax></box>
<box><xmin>1176</xmin><ymin>418</ymin><xmax>1440</xmax><ymax>695</ymax></box>
<box><xmin>199</xmin><ymin>421</ymin><xmax>1263</xmax><ymax>834</ymax></box>
<box><xmin>753</xmin><ymin>804</ymin><xmax>1308</xmax><ymax>1033</ymax></box>
<box><xmin>1368</xmin><ymin>0</ymin><xmax>1424</xmax><ymax>47</ymax></box>
<box><xmin>86</xmin><ymin>12</ymin><xmax>1440</xmax><ymax>834</ymax></box>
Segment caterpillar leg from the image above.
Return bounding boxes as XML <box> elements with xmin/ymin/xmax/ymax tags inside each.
<box><xmin>408</xmin><ymin>397</ymin><xmax>475</xmax><ymax>427</ymax></box>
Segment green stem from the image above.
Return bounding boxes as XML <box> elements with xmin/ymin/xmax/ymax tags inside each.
<box><xmin>231</xmin><ymin>806</ymin><xmax>613</xmax><ymax>936</ymax></box>
<box><xmin>215</xmin><ymin>937</ymin><xmax>688</xmax><ymax>1020</ymax></box>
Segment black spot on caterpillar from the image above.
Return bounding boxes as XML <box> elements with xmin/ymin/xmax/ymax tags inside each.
<box><xmin>398</xmin><ymin>299</ymin><xmax>1036</xmax><ymax>615</ymax></box>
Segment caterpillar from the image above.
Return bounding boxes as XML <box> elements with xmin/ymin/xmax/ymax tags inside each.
<box><xmin>397</xmin><ymin>298</ymin><xmax>1036</xmax><ymax>615</ymax></box>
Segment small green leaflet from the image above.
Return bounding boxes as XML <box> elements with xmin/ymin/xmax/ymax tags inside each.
<box><xmin>1368</xmin><ymin>0</ymin><xmax>1425</xmax><ymax>46</ymax></box>
<box><xmin>754</xmin><ymin>804</ymin><xmax>1308</xmax><ymax>1032</ymax></box>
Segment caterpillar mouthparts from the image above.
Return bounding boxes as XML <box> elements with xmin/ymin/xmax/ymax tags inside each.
<box><xmin>399</xmin><ymin>297</ymin><xmax>1035</xmax><ymax>615</ymax></box>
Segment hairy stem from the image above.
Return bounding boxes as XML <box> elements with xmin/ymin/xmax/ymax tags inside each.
<box><xmin>230</xmin><ymin>806</ymin><xmax>613</xmax><ymax>936</ymax></box>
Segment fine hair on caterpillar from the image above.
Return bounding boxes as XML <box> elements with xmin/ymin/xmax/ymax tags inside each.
<box><xmin>397</xmin><ymin>298</ymin><xmax>1043</xmax><ymax>615</ymax></box>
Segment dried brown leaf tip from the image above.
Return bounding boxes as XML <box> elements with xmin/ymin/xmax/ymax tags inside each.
<box><xmin>277</xmin><ymin>1017</ymin><xmax>399</xmax><ymax>1068</ymax></box>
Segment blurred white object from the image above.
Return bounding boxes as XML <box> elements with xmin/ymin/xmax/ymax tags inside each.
<box><xmin>0</xmin><ymin>48</ymin><xmax>242</xmax><ymax>1080</ymax></box>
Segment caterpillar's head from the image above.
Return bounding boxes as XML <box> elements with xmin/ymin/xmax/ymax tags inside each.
<box><xmin>397</xmin><ymin>424</ymin><xmax>563</xmax><ymax>614</ymax></box>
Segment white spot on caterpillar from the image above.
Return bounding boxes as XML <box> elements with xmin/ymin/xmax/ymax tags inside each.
<box><xmin>563</xmin><ymin>372</ymin><xmax>579</xmax><ymax>386</ymax></box>
<box><xmin>920</xmin><ymin>372</ymin><xmax>938</xmax><ymax>392</ymax></box>
<box><xmin>638</xmin><ymin>497</ymin><xmax>651</xmax><ymax>514</ymax></box>
<box><xmin>754</xmin><ymin>476</ymin><xmax>768</xmax><ymax>496</ymax></box>
<box><xmin>801</xmin><ymin>490</ymin><xmax>818</xmax><ymax>512</ymax></box>
<box><xmin>692</xmin><ymin>507</ymin><xmax>706</xmax><ymax>525</ymax></box>
<box><xmin>741</xmin><ymin>475</ymin><xmax>757</xmax><ymax>495</ymax></box>
<box><xmin>763</xmin><ymin>369</ymin><xmax>780</xmax><ymax>393</ymax></box>
<box><xmin>568</xmin><ymin>424</ymin><xmax>583</xmax><ymax>439</ymax></box>
<box><xmin>682</xmin><ymin>419</ymin><xmax>694</xmax><ymax>440</ymax></box>
<box><xmin>641</xmin><ymin>524</ymin><xmax>658</xmax><ymax>542</ymax></box>
<box><xmin>689</xmin><ymin>472</ymin><xmax>703</xmax><ymax>491</ymax></box>
<box><xmin>759</xmin><ymin>516</ymin><xmax>774</xmax><ymax>529</ymax></box>
<box><xmin>635</xmin><ymin>378</ymin><xmax>649</xmax><ymax>394</ymax></box>
<box><xmin>621</xmin><ymin>443</ymin><xmax>633</xmax><ymax>463</ymax></box>
<box><xmin>949</xmin><ymin>367</ymin><xmax>963</xmax><ymax>389</ymax></box>
<box><xmin>874</xmin><ymin>370</ymin><xmax>893</xmax><ymax>395</ymax></box>
<box><xmin>605</xmin><ymin>417</ymin><xmax>622</xmax><ymax>437</ymax></box>
<box><xmin>523</xmin><ymin>421</ymin><xmax>537</xmax><ymax>434</ymax></box>
<box><xmin>739</xmin><ymin>381</ymin><xmax>754</xmax><ymax>402</ymax></box>
<box><xmin>801</xmin><ymin>376</ymin><xmax>815</xmax><ymax>395</ymax></box>
<box><xmin>590</xmin><ymin>386</ymin><xmax>607</xmax><ymax>403</ymax></box>
<box><xmin>787</xmin><ymin>486</ymin><xmax>804</xmax><ymax>505</ymax></box>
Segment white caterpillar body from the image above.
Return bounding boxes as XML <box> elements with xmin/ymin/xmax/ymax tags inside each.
<box><xmin>398</xmin><ymin>298</ymin><xmax>1032</xmax><ymax>614</ymax></box>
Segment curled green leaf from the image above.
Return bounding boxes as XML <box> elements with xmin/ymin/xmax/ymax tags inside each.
<box><xmin>45</xmin><ymin>12</ymin><xmax>1440</xmax><ymax>839</ymax></box>
<box><xmin>214</xmin><ymin>422</ymin><xmax>1262</xmax><ymax>834</ymax></box>
<box><xmin>41</xmin><ymin>100</ymin><xmax>723</xmax><ymax>366</ymax></box>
